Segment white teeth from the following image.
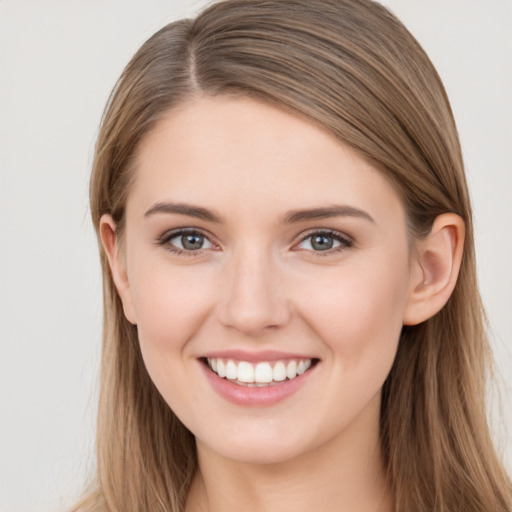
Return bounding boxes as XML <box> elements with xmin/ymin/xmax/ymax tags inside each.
<box><xmin>237</xmin><ymin>362</ymin><xmax>255</xmax><ymax>383</ymax></box>
<box><xmin>254</xmin><ymin>362</ymin><xmax>273</xmax><ymax>383</ymax></box>
<box><xmin>273</xmin><ymin>361</ymin><xmax>287</xmax><ymax>382</ymax></box>
<box><xmin>226</xmin><ymin>360</ymin><xmax>237</xmax><ymax>380</ymax></box>
<box><xmin>217</xmin><ymin>359</ymin><xmax>226</xmax><ymax>378</ymax></box>
<box><xmin>286</xmin><ymin>360</ymin><xmax>297</xmax><ymax>379</ymax></box>
<box><xmin>206</xmin><ymin>357</ymin><xmax>314</xmax><ymax>385</ymax></box>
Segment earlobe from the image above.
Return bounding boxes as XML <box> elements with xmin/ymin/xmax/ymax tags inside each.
<box><xmin>403</xmin><ymin>213</ymin><xmax>465</xmax><ymax>326</ymax></box>
<box><xmin>99</xmin><ymin>214</ymin><xmax>137</xmax><ymax>325</ymax></box>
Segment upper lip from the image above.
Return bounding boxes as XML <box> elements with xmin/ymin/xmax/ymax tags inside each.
<box><xmin>200</xmin><ymin>349</ymin><xmax>318</xmax><ymax>363</ymax></box>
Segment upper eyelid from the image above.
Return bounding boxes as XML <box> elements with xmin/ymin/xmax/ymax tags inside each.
<box><xmin>295</xmin><ymin>228</ymin><xmax>353</xmax><ymax>243</ymax></box>
<box><xmin>160</xmin><ymin>227</ymin><xmax>215</xmax><ymax>242</ymax></box>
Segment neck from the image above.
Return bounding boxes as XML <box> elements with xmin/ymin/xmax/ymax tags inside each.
<box><xmin>185</xmin><ymin>395</ymin><xmax>393</xmax><ymax>512</ymax></box>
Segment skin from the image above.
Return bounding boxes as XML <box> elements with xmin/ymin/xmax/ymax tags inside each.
<box><xmin>101</xmin><ymin>96</ymin><xmax>464</xmax><ymax>512</ymax></box>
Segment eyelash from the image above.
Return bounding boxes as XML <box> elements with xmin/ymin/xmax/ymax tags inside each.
<box><xmin>294</xmin><ymin>229</ymin><xmax>353</xmax><ymax>256</ymax></box>
<box><xmin>156</xmin><ymin>228</ymin><xmax>353</xmax><ymax>257</ymax></box>
<box><xmin>157</xmin><ymin>229</ymin><xmax>216</xmax><ymax>257</ymax></box>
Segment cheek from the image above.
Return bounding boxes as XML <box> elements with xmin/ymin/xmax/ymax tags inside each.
<box><xmin>128</xmin><ymin>265</ymin><xmax>218</xmax><ymax>422</ymax></box>
<box><xmin>130</xmin><ymin>259</ymin><xmax>213</xmax><ymax>340</ymax></box>
<box><xmin>297</xmin><ymin>251</ymin><xmax>410</xmax><ymax>369</ymax></box>
<box><xmin>289</xmin><ymin>252</ymin><xmax>410</xmax><ymax>435</ymax></box>
<box><xmin>126</xmin><ymin>259</ymin><xmax>216</xmax><ymax>395</ymax></box>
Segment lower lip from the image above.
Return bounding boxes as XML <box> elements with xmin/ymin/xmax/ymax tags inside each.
<box><xmin>200</xmin><ymin>360</ymin><xmax>316</xmax><ymax>407</ymax></box>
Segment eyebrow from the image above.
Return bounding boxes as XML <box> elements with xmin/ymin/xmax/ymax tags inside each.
<box><xmin>281</xmin><ymin>206</ymin><xmax>375</xmax><ymax>224</ymax></box>
<box><xmin>144</xmin><ymin>202</ymin><xmax>223</xmax><ymax>222</ymax></box>
<box><xmin>144</xmin><ymin>201</ymin><xmax>374</xmax><ymax>224</ymax></box>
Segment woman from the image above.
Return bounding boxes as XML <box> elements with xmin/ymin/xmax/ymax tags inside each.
<box><xmin>74</xmin><ymin>0</ymin><xmax>512</xmax><ymax>510</ymax></box>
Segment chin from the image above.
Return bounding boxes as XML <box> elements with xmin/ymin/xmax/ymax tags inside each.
<box><xmin>195</xmin><ymin>422</ymin><xmax>323</xmax><ymax>466</ymax></box>
<box><xmin>212</xmin><ymin>441</ymin><xmax>307</xmax><ymax>466</ymax></box>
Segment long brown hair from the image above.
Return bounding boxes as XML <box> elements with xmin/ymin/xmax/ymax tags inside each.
<box><xmin>76</xmin><ymin>1</ymin><xmax>512</xmax><ymax>510</ymax></box>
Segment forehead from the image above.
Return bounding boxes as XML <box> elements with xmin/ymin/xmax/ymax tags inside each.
<box><xmin>128</xmin><ymin>95</ymin><xmax>404</xmax><ymax>224</ymax></box>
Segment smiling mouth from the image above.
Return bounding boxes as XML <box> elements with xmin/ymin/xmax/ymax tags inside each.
<box><xmin>202</xmin><ymin>357</ymin><xmax>318</xmax><ymax>387</ymax></box>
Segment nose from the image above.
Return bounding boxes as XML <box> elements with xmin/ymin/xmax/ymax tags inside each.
<box><xmin>216</xmin><ymin>245</ymin><xmax>291</xmax><ymax>336</ymax></box>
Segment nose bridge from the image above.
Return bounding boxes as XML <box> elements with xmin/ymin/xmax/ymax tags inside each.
<box><xmin>218</xmin><ymin>239</ymin><xmax>290</xmax><ymax>335</ymax></box>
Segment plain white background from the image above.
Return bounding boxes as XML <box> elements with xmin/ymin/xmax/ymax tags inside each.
<box><xmin>0</xmin><ymin>1</ymin><xmax>511</xmax><ymax>511</ymax></box>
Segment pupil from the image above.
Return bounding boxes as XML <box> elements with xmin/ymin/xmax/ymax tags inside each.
<box><xmin>312</xmin><ymin>235</ymin><xmax>333</xmax><ymax>251</ymax></box>
<box><xmin>182</xmin><ymin>234</ymin><xmax>203</xmax><ymax>250</ymax></box>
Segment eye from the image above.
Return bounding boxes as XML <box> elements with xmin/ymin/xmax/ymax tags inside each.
<box><xmin>295</xmin><ymin>230</ymin><xmax>352</xmax><ymax>253</ymax></box>
<box><xmin>159</xmin><ymin>229</ymin><xmax>215</xmax><ymax>254</ymax></box>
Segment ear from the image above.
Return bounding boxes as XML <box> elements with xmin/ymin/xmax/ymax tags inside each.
<box><xmin>403</xmin><ymin>213</ymin><xmax>465</xmax><ymax>326</ymax></box>
<box><xmin>99</xmin><ymin>214</ymin><xmax>137</xmax><ymax>324</ymax></box>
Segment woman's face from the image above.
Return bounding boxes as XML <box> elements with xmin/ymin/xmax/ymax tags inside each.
<box><xmin>112</xmin><ymin>96</ymin><xmax>418</xmax><ymax>464</ymax></box>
